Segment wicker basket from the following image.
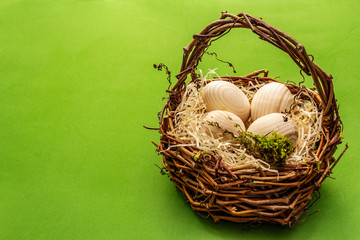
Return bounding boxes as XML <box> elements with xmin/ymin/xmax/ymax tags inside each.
<box><xmin>151</xmin><ymin>12</ymin><xmax>347</xmax><ymax>226</ymax></box>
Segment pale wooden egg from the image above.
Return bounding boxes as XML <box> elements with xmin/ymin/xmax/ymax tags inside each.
<box><xmin>203</xmin><ymin>110</ymin><xmax>245</xmax><ymax>138</ymax></box>
<box><xmin>247</xmin><ymin>113</ymin><xmax>299</xmax><ymax>145</ymax></box>
<box><xmin>203</xmin><ymin>81</ymin><xmax>250</xmax><ymax>123</ymax></box>
<box><xmin>251</xmin><ymin>82</ymin><xmax>294</xmax><ymax>121</ymax></box>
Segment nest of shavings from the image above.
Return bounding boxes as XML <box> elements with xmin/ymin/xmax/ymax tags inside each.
<box><xmin>167</xmin><ymin>69</ymin><xmax>323</xmax><ymax>172</ymax></box>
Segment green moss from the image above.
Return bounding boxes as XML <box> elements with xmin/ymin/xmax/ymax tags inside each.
<box><xmin>234</xmin><ymin>131</ymin><xmax>294</xmax><ymax>166</ymax></box>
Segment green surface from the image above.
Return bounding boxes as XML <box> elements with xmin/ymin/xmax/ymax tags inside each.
<box><xmin>0</xmin><ymin>0</ymin><xmax>358</xmax><ymax>239</ymax></box>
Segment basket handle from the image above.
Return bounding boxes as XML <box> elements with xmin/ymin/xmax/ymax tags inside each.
<box><xmin>172</xmin><ymin>11</ymin><xmax>337</xmax><ymax>126</ymax></box>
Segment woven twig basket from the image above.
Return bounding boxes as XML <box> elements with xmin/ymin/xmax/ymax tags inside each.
<box><xmin>152</xmin><ymin>12</ymin><xmax>347</xmax><ymax>226</ymax></box>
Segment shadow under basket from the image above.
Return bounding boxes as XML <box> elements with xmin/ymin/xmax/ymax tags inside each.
<box><xmin>150</xmin><ymin>12</ymin><xmax>348</xmax><ymax>227</ymax></box>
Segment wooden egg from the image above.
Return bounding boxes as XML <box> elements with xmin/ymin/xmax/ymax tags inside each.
<box><xmin>251</xmin><ymin>82</ymin><xmax>294</xmax><ymax>121</ymax></box>
<box><xmin>203</xmin><ymin>110</ymin><xmax>245</xmax><ymax>138</ymax></box>
<box><xmin>203</xmin><ymin>81</ymin><xmax>250</xmax><ymax>123</ymax></box>
<box><xmin>247</xmin><ymin>113</ymin><xmax>299</xmax><ymax>145</ymax></box>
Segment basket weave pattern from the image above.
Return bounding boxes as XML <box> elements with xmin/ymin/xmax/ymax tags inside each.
<box><xmin>153</xmin><ymin>12</ymin><xmax>346</xmax><ymax>226</ymax></box>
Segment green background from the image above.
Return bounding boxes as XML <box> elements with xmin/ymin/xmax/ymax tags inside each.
<box><xmin>0</xmin><ymin>0</ymin><xmax>358</xmax><ymax>239</ymax></box>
